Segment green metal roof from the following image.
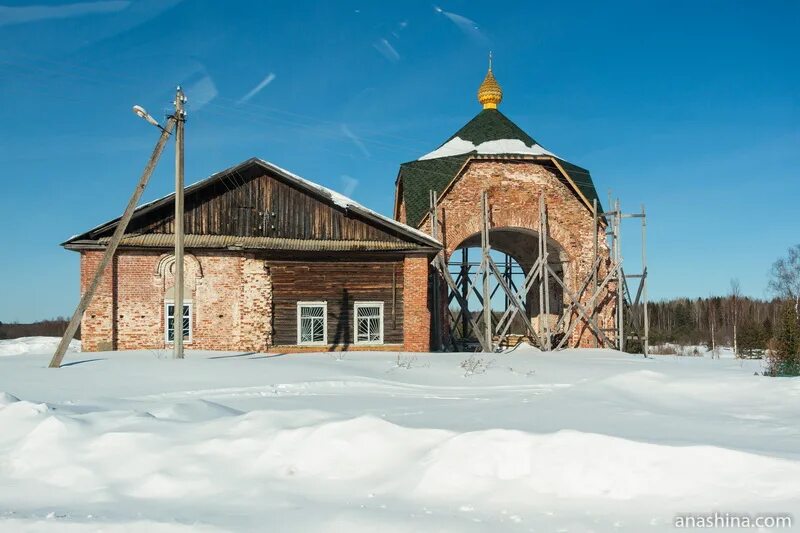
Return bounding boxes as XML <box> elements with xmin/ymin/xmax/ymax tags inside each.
<box><xmin>447</xmin><ymin>108</ymin><xmax>538</xmax><ymax>146</ymax></box>
<box><xmin>398</xmin><ymin>109</ymin><xmax>602</xmax><ymax>227</ymax></box>
<box><xmin>399</xmin><ymin>154</ymin><xmax>471</xmax><ymax>229</ymax></box>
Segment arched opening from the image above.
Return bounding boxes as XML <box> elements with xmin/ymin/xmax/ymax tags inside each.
<box><xmin>445</xmin><ymin>227</ymin><xmax>569</xmax><ymax>348</ymax></box>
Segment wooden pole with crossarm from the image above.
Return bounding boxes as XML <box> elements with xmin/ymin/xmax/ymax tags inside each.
<box><xmin>49</xmin><ymin>112</ymin><xmax>176</xmax><ymax>368</ymax></box>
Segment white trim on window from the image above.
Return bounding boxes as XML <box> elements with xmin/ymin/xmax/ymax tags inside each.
<box><xmin>354</xmin><ymin>301</ymin><xmax>384</xmax><ymax>345</ymax></box>
<box><xmin>297</xmin><ymin>301</ymin><xmax>327</xmax><ymax>346</ymax></box>
<box><xmin>165</xmin><ymin>300</ymin><xmax>193</xmax><ymax>344</ymax></box>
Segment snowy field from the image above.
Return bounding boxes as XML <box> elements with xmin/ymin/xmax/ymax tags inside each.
<box><xmin>0</xmin><ymin>339</ymin><xmax>798</xmax><ymax>532</ymax></box>
<box><xmin>0</xmin><ymin>336</ymin><xmax>80</xmax><ymax>357</ymax></box>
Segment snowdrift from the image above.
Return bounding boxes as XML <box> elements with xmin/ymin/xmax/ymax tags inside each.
<box><xmin>0</xmin><ymin>337</ymin><xmax>80</xmax><ymax>357</ymax></box>
<box><xmin>0</xmin><ymin>347</ymin><xmax>796</xmax><ymax>532</ymax></box>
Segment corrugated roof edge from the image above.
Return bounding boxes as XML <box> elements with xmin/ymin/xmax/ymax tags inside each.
<box><xmin>73</xmin><ymin>234</ymin><xmax>424</xmax><ymax>252</ymax></box>
<box><xmin>62</xmin><ymin>157</ymin><xmax>441</xmax><ymax>250</ymax></box>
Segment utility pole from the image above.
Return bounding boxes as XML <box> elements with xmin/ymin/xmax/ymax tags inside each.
<box><xmin>173</xmin><ymin>86</ymin><xmax>187</xmax><ymax>359</ymax></box>
<box><xmin>50</xmin><ymin>108</ymin><xmax>176</xmax><ymax>368</ymax></box>
<box><xmin>641</xmin><ymin>203</ymin><xmax>649</xmax><ymax>357</ymax></box>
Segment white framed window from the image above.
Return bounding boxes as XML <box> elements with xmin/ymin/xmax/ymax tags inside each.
<box><xmin>354</xmin><ymin>301</ymin><xmax>384</xmax><ymax>345</ymax></box>
<box><xmin>165</xmin><ymin>301</ymin><xmax>192</xmax><ymax>344</ymax></box>
<box><xmin>297</xmin><ymin>301</ymin><xmax>327</xmax><ymax>345</ymax></box>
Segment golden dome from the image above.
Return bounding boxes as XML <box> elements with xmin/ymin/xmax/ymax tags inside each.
<box><xmin>477</xmin><ymin>54</ymin><xmax>502</xmax><ymax>109</ymax></box>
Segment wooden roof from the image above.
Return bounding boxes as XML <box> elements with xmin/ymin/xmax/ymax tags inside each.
<box><xmin>64</xmin><ymin>158</ymin><xmax>441</xmax><ymax>253</ymax></box>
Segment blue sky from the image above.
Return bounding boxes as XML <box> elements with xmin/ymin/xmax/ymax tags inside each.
<box><xmin>0</xmin><ymin>0</ymin><xmax>798</xmax><ymax>322</ymax></box>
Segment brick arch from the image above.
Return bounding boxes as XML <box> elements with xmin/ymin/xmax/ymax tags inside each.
<box><xmin>435</xmin><ymin>161</ymin><xmax>605</xmax><ymax>283</ymax></box>
<box><xmin>449</xmin><ymin>226</ymin><xmax>571</xmax><ymax>270</ymax></box>
<box><xmin>155</xmin><ymin>253</ymin><xmax>204</xmax><ymax>280</ymax></box>
<box><xmin>432</xmin><ymin>159</ymin><xmax>615</xmax><ymax>347</ymax></box>
<box><xmin>448</xmin><ymin>225</ymin><xmax>569</xmax><ymax>331</ymax></box>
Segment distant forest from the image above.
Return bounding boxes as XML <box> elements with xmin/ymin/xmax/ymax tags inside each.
<box><xmin>647</xmin><ymin>296</ymin><xmax>780</xmax><ymax>354</ymax></box>
<box><xmin>0</xmin><ymin>318</ymin><xmax>77</xmax><ymax>340</ymax></box>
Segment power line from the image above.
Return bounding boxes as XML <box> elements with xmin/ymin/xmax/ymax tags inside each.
<box><xmin>1</xmin><ymin>51</ymin><xmax>610</xmax><ymax>202</ymax></box>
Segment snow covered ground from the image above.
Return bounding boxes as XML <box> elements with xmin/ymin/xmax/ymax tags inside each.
<box><xmin>0</xmin><ymin>339</ymin><xmax>798</xmax><ymax>532</ymax></box>
<box><xmin>0</xmin><ymin>336</ymin><xmax>80</xmax><ymax>357</ymax></box>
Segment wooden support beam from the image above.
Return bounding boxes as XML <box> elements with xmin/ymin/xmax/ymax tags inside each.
<box><xmin>487</xmin><ymin>258</ymin><xmax>541</xmax><ymax>344</ymax></box>
<box><xmin>615</xmin><ymin>199</ymin><xmax>624</xmax><ymax>351</ymax></box>
<box><xmin>494</xmin><ymin>256</ymin><xmax>544</xmax><ymax>347</ymax></box>
<box><xmin>433</xmin><ymin>255</ymin><xmax>489</xmax><ymax>351</ymax></box>
<box><xmin>641</xmin><ymin>204</ymin><xmax>649</xmax><ymax>357</ymax></box>
<box><xmin>551</xmin><ymin>256</ymin><xmax>601</xmax><ymax>344</ymax></box>
<box><xmin>429</xmin><ymin>190</ymin><xmax>441</xmax><ymax>350</ymax></box>
<box><xmin>540</xmin><ymin>195</ymin><xmax>552</xmax><ymax>351</ymax></box>
<box><xmin>49</xmin><ymin>116</ymin><xmax>177</xmax><ymax>368</ymax></box>
<box><xmin>481</xmin><ymin>191</ymin><xmax>492</xmax><ymax>352</ymax></box>
<box><xmin>552</xmin><ymin>262</ymin><xmax>617</xmax><ymax>350</ymax></box>
<box><xmin>173</xmin><ymin>87</ymin><xmax>186</xmax><ymax>360</ymax></box>
<box><xmin>592</xmin><ymin>198</ymin><xmax>599</xmax><ymax>348</ymax></box>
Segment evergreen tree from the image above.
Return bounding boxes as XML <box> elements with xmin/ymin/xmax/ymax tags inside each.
<box><xmin>673</xmin><ymin>301</ymin><xmax>694</xmax><ymax>344</ymax></box>
<box><xmin>762</xmin><ymin>317</ymin><xmax>773</xmax><ymax>340</ymax></box>
<box><xmin>739</xmin><ymin>320</ymin><xmax>766</xmax><ymax>357</ymax></box>
<box><xmin>767</xmin><ymin>303</ymin><xmax>800</xmax><ymax>376</ymax></box>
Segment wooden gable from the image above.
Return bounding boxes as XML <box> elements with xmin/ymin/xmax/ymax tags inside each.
<box><xmin>65</xmin><ymin>159</ymin><xmax>440</xmax><ymax>251</ymax></box>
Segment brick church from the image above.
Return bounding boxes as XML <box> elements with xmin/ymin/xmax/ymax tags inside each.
<box><xmin>65</xmin><ymin>62</ymin><xmax>613</xmax><ymax>353</ymax></box>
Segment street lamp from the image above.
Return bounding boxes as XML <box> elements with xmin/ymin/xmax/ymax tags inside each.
<box><xmin>132</xmin><ymin>105</ymin><xmax>164</xmax><ymax>130</ymax></box>
<box><xmin>133</xmin><ymin>97</ymin><xmax>185</xmax><ymax>360</ymax></box>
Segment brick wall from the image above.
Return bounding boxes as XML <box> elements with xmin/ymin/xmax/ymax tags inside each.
<box><xmin>80</xmin><ymin>250</ymin><xmax>271</xmax><ymax>352</ymax></box>
<box><xmin>79</xmin><ymin>250</ymin><xmax>430</xmax><ymax>352</ymax></box>
<box><xmin>402</xmin><ymin>255</ymin><xmax>431</xmax><ymax>351</ymax></box>
<box><xmin>424</xmin><ymin>160</ymin><xmax>616</xmax><ymax>348</ymax></box>
<box><xmin>80</xmin><ymin>251</ymin><xmax>114</xmax><ymax>351</ymax></box>
<box><xmin>239</xmin><ymin>255</ymin><xmax>272</xmax><ymax>352</ymax></box>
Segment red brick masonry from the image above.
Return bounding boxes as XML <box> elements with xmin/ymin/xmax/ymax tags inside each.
<box><xmin>417</xmin><ymin>160</ymin><xmax>616</xmax><ymax>347</ymax></box>
<box><xmin>79</xmin><ymin>250</ymin><xmax>431</xmax><ymax>353</ymax></box>
<box><xmin>402</xmin><ymin>255</ymin><xmax>432</xmax><ymax>352</ymax></box>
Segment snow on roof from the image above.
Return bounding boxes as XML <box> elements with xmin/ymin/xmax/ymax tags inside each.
<box><xmin>418</xmin><ymin>136</ymin><xmax>557</xmax><ymax>161</ymax></box>
<box><xmin>255</xmin><ymin>159</ymin><xmax>440</xmax><ymax>246</ymax></box>
<box><xmin>69</xmin><ymin>158</ymin><xmax>441</xmax><ymax>248</ymax></box>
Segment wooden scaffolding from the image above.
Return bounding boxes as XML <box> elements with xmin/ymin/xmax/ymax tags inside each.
<box><xmin>430</xmin><ymin>191</ymin><xmax>649</xmax><ymax>355</ymax></box>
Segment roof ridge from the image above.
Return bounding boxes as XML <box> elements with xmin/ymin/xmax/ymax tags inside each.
<box><xmin>448</xmin><ymin>108</ymin><xmax>538</xmax><ymax>147</ymax></box>
<box><xmin>415</xmin><ymin>109</ymin><xmax>549</xmax><ymax>161</ymax></box>
<box><xmin>63</xmin><ymin>158</ymin><xmax>441</xmax><ymax>249</ymax></box>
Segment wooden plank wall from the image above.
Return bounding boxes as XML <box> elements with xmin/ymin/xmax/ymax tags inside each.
<box><xmin>270</xmin><ymin>260</ymin><xmax>404</xmax><ymax>346</ymax></box>
<box><xmin>120</xmin><ymin>166</ymin><xmax>402</xmax><ymax>242</ymax></box>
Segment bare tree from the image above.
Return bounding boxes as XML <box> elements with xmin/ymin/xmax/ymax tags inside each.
<box><xmin>730</xmin><ymin>278</ymin><xmax>741</xmax><ymax>357</ymax></box>
<box><xmin>708</xmin><ymin>295</ymin><xmax>718</xmax><ymax>359</ymax></box>
<box><xmin>768</xmin><ymin>244</ymin><xmax>800</xmax><ymax>319</ymax></box>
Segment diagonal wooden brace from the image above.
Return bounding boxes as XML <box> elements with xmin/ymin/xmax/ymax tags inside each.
<box><xmin>433</xmin><ymin>255</ymin><xmax>490</xmax><ymax>351</ymax></box>
<box><xmin>487</xmin><ymin>257</ymin><xmax>542</xmax><ymax>345</ymax></box>
<box><xmin>550</xmin><ymin>263</ymin><xmax>614</xmax><ymax>349</ymax></box>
